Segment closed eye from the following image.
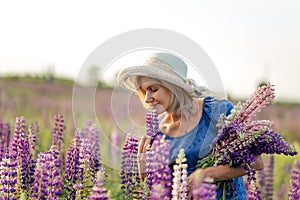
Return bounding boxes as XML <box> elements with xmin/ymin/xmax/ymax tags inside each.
<box><xmin>148</xmin><ymin>87</ymin><xmax>158</xmax><ymax>92</ymax></box>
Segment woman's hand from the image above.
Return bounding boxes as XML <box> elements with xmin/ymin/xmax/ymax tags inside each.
<box><xmin>188</xmin><ymin>168</ymin><xmax>204</xmax><ymax>188</ymax></box>
<box><xmin>137</xmin><ymin>135</ymin><xmax>152</xmax><ymax>181</ymax></box>
<box><xmin>202</xmin><ymin>155</ymin><xmax>264</xmax><ymax>181</ymax></box>
<box><xmin>201</xmin><ymin>165</ymin><xmax>245</xmax><ymax>181</ymax></box>
<box><xmin>189</xmin><ymin>155</ymin><xmax>265</xmax><ymax>183</ymax></box>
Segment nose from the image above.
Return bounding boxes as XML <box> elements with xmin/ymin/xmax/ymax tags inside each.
<box><xmin>144</xmin><ymin>91</ymin><xmax>153</xmax><ymax>104</ymax></box>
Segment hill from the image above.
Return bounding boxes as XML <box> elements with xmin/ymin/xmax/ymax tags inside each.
<box><xmin>0</xmin><ymin>76</ymin><xmax>299</xmax><ymax>144</ymax></box>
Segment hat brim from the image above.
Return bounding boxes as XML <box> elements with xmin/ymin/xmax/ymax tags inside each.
<box><xmin>117</xmin><ymin>64</ymin><xmax>194</xmax><ymax>95</ymax></box>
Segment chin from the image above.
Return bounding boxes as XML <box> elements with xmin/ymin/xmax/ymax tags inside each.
<box><xmin>152</xmin><ymin>105</ymin><xmax>166</xmax><ymax>115</ymax></box>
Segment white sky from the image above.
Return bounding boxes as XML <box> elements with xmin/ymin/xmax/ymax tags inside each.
<box><xmin>0</xmin><ymin>0</ymin><xmax>299</xmax><ymax>102</ymax></box>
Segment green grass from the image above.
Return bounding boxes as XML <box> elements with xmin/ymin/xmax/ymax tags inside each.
<box><xmin>1</xmin><ymin>75</ymin><xmax>300</xmax><ymax>198</ymax></box>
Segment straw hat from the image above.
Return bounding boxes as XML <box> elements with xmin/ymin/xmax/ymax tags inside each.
<box><xmin>117</xmin><ymin>52</ymin><xmax>205</xmax><ymax>97</ymax></box>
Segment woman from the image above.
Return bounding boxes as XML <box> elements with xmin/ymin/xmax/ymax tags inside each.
<box><xmin>117</xmin><ymin>52</ymin><xmax>264</xmax><ymax>199</ymax></box>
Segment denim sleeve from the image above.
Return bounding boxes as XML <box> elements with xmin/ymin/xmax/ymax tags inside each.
<box><xmin>197</xmin><ymin>96</ymin><xmax>234</xmax><ymax>159</ymax></box>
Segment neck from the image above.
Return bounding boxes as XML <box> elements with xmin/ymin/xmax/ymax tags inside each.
<box><xmin>166</xmin><ymin>98</ymin><xmax>199</xmax><ymax>121</ymax></box>
<box><xmin>160</xmin><ymin>98</ymin><xmax>203</xmax><ymax>137</ymax></box>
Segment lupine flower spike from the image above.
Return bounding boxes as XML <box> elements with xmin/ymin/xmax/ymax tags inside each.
<box><xmin>149</xmin><ymin>135</ymin><xmax>172</xmax><ymax>200</ymax></box>
<box><xmin>143</xmin><ymin>106</ymin><xmax>161</xmax><ymax>195</ymax></box>
<box><xmin>51</xmin><ymin>114</ymin><xmax>65</xmax><ymax>173</ymax></box>
<box><xmin>257</xmin><ymin>155</ymin><xmax>274</xmax><ymax>199</ymax></box>
<box><xmin>0</xmin><ymin>118</ymin><xmax>11</xmax><ymax>161</ymax></box>
<box><xmin>120</xmin><ymin>135</ymin><xmax>141</xmax><ymax>199</ymax></box>
<box><xmin>79</xmin><ymin>121</ymin><xmax>102</xmax><ymax>183</ymax></box>
<box><xmin>65</xmin><ymin>130</ymin><xmax>81</xmax><ymax>199</ymax></box>
<box><xmin>171</xmin><ymin>148</ymin><xmax>188</xmax><ymax>200</ymax></box>
<box><xmin>288</xmin><ymin>160</ymin><xmax>300</xmax><ymax>200</ymax></box>
<box><xmin>31</xmin><ymin>145</ymin><xmax>63</xmax><ymax>199</ymax></box>
<box><xmin>0</xmin><ymin>150</ymin><xmax>18</xmax><ymax>200</ymax></box>
<box><xmin>247</xmin><ymin>180</ymin><xmax>262</xmax><ymax>200</ymax></box>
<box><xmin>65</xmin><ymin>121</ymin><xmax>103</xmax><ymax>199</ymax></box>
<box><xmin>10</xmin><ymin>117</ymin><xmax>36</xmax><ymax>197</ymax></box>
<box><xmin>28</xmin><ymin>122</ymin><xmax>37</xmax><ymax>159</ymax></box>
<box><xmin>263</xmin><ymin>155</ymin><xmax>274</xmax><ymax>200</ymax></box>
<box><xmin>88</xmin><ymin>168</ymin><xmax>109</xmax><ymax>200</ymax></box>
<box><xmin>191</xmin><ymin>170</ymin><xmax>217</xmax><ymax>200</ymax></box>
<box><xmin>146</xmin><ymin>106</ymin><xmax>159</xmax><ymax>138</ymax></box>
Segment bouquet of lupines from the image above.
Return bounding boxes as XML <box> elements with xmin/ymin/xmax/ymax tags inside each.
<box><xmin>197</xmin><ymin>83</ymin><xmax>298</xmax><ymax>198</ymax></box>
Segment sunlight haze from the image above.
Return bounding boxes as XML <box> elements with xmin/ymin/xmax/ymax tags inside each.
<box><xmin>0</xmin><ymin>0</ymin><xmax>299</xmax><ymax>102</ymax></box>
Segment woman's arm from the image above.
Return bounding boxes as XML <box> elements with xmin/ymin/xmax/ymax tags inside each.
<box><xmin>189</xmin><ymin>155</ymin><xmax>264</xmax><ymax>183</ymax></box>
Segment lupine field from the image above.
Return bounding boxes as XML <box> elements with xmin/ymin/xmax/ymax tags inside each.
<box><xmin>0</xmin><ymin>76</ymin><xmax>300</xmax><ymax>199</ymax></box>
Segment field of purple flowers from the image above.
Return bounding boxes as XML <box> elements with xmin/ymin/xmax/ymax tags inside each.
<box><xmin>0</xmin><ymin>77</ymin><xmax>300</xmax><ymax>199</ymax></box>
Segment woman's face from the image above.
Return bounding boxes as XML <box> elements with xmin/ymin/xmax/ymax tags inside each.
<box><xmin>138</xmin><ymin>77</ymin><xmax>171</xmax><ymax>114</ymax></box>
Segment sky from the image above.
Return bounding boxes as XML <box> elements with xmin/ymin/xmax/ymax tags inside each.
<box><xmin>0</xmin><ymin>0</ymin><xmax>300</xmax><ymax>102</ymax></box>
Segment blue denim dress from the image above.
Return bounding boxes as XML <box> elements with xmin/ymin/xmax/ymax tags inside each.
<box><xmin>159</xmin><ymin>96</ymin><xmax>247</xmax><ymax>200</ymax></box>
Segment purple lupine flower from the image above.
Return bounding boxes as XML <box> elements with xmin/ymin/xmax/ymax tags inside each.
<box><xmin>51</xmin><ymin>114</ymin><xmax>65</xmax><ymax>173</ymax></box>
<box><xmin>80</xmin><ymin>121</ymin><xmax>102</xmax><ymax>182</ymax></box>
<box><xmin>9</xmin><ymin>116</ymin><xmax>36</xmax><ymax>196</ymax></box>
<box><xmin>28</xmin><ymin>122</ymin><xmax>37</xmax><ymax>158</ymax></box>
<box><xmin>19</xmin><ymin>136</ymin><xmax>36</xmax><ymax>196</ymax></box>
<box><xmin>288</xmin><ymin>160</ymin><xmax>300</xmax><ymax>200</ymax></box>
<box><xmin>11</xmin><ymin>117</ymin><xmax>26</xmax><ymax>153</ymax></box>
<box><xmin>0</xmin><ymin>118</ymin><xmax>11</xmax><ymax>161</ymax></box>
<box><xmin>76</xmin><ymin>140</ymin><xmax>94</xmax><ymax>199</ymax></box>
<box><xmin>146</xmin><ymin>107</ymin><xmax>159</xmax><ymax>137</ymax></box>
<box><xmin>65</xmin><ymin>130</ymin><xmax>81</xmax><ymax>199</ymax></box>
<box><xmin>230</xmin><ymin>83</ymin><xmax>275</xmax><ymax>124</ymax></box>
<box><xmin>247</xmin><ymin>180</ymin><xmax>262</xmax><ymax>200</ymax></box>
<box><xmin>264</xmin><ymin>155</ymin><xmax>274</xmax><ymax>200</ymax></box>
<box><xmin>65</xmin><ymin>122</ymin><xmax>103</xmax><ymax>199</ymax></box>
<box><xmin>0</xmin><ymin>149</ymin><xmax>18</xmax><ymax>200</ymax></box>
<box><xmin>149</xmin><ymin>135</ymin><xmax>172</xmax><ymax>200</ymax></box>
<box><xmin>51</xmin><ymin>114</ymin><xmax>65</xmax><ymax>147</ymax></box>
<box><xmin>257</xmin><ymin>164</ymin><xmax>264</xmax><ymax>189</ymax></box>
<box><xmin>246</xmin><ymin>119</ymin><xmax>274</xmax><ymax>132</ymax></box>
<box><xmin>145</xmin><ymin>139</ymin><xmax>155</xmax><ymax>196</ymax></box>
<box><xmin>88</xmin><ymin>168</ymin><xmax>109</xmax><ymax>200</ymax></box>
<box><xmin>276</xmin><ymin>183</ymin><xmax>287</xmax><ymax>200</ymax></box>
<box><xmin>110</xmin><ymin>125</ymin><xmax>121</xmax><ymax>167</ymax></box>
<box><xmin>192</xmin><ymin>177</ymin><xmax>217</xmax><ymax>200</ymax></box>
<box><xmin>171</xmin><ymin>148</ymin><xmax>188</xmax><ymax>200</ymax></box>
<box><xmin>120</xmin><ymin>135</ymin><xmax>141</xmax><ymax>199</ymax></box>
<box><xmin>285</xmin><ymin>162</ymin><xmax>292</xmax><ymax>174</ymax></box>
<box><xmin>214</xmin><ymin>84</ymin><xmax>275</xmax><ymax>144</ymax></box>
<box><xmin>31</xmin><ymin>146</ymin><xmax>63</xmax><ymax>199</ymax></box>
<box><xmin>74</xmin><ymin>183</ymin><xmax>84</xmax><ymax>200</ymax></box>
<box><xmin>143</xmin><ymin>107</ymin><xmax>161</xmax><ymax>196</ymax></box>
<box><xmin>257</xmin><ymin>155</ymin><xmax>274</xmax><ymax>199</ymax></box>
